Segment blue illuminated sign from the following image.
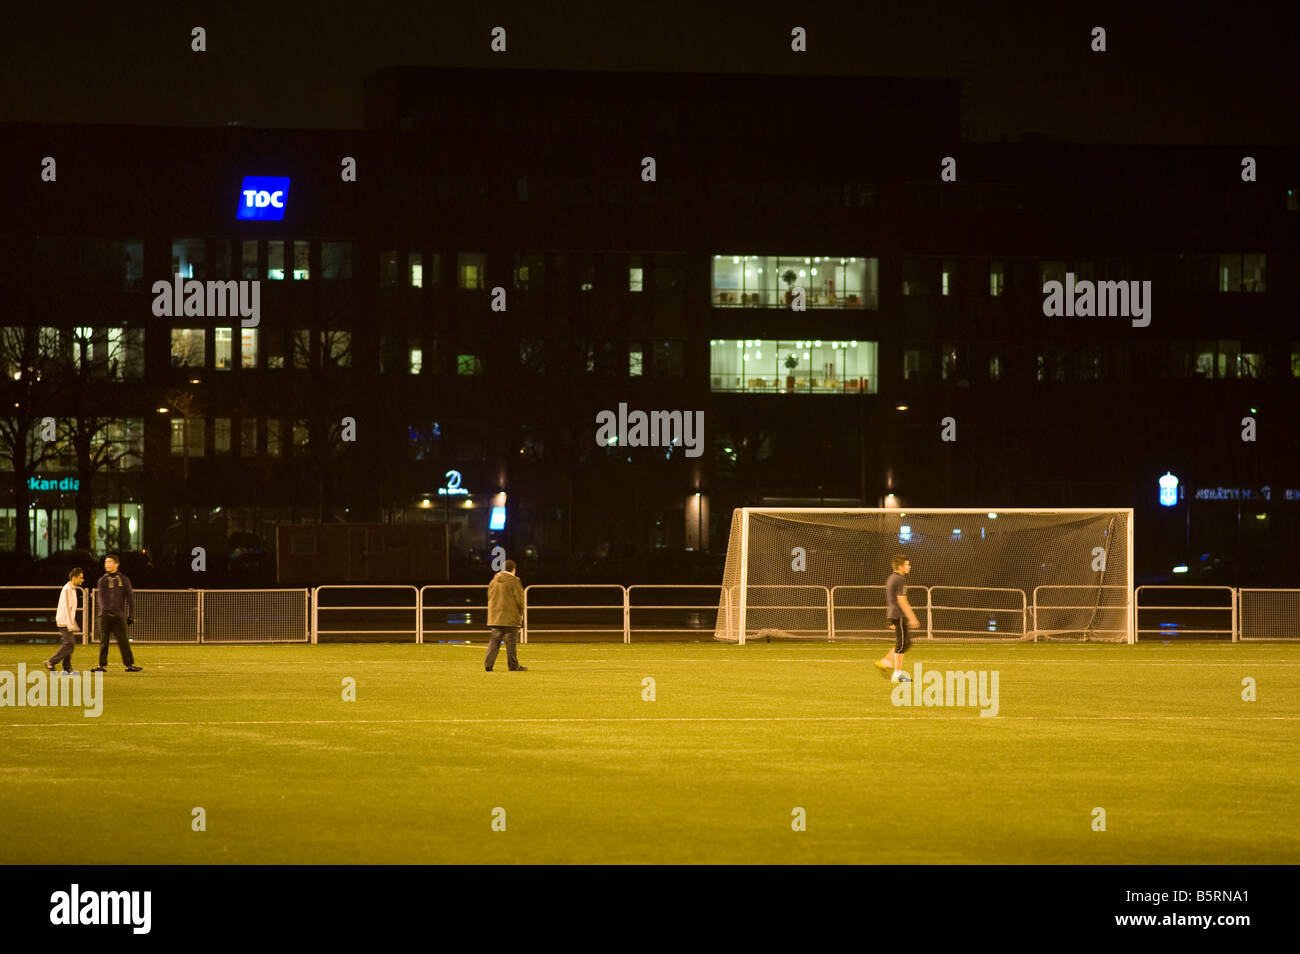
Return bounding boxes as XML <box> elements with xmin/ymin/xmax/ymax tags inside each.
<box><xmin>437</xmin><ymin>470</ymin><xmax>469</xmax><ymax>496</ymax></box>
<box><xmin>1159</xmin><ymin>472</ymin><xmax>1179</xmax><ymax>507</ymax></box>
<box><xmin>236</xmin><ymin>176</ymin><xmax>290</xmax><ymax>221</ymax></box>
<box><xmin>489</xmin><ymin>506</ymin><xmax>506</xmax><ymax>531</ymax></box>
<box><xmin>28</xmin><ymin>476</ymin><xmax>79</xmax><ymax>492</ymax></box>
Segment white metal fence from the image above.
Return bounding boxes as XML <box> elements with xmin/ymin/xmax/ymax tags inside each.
<box><xmin>830</xmin><ymin>585</ymin><xmax>929</xmax><ymax>640</ymax></box>
<box><xmin>201</xmin><ymin>590</ymin><xmax>310</xmax><ymax>643</ymax></box>
<box><xmin>312</xmin><ymin>585</ymin><xmax>419</xmax><ymax>643</ymax></box>
<box><xmin>1237</xmin><ymin>589</ymin><xmax>1300</xmax><ymax>641</ymax></box>
<box><xmin>1032</xmin><ymin>585</ymin><xmax>1132</xmax><ymax>642</ymax></box>
<box><xmin>1134</xmin><ymin>585</ymin><xmax>1235</xmax><ymax>642</ymax></box>
<box><xmin>929</xmin><ymin>586</ymin><xmax>1028</xmax><ymax>639</ymax></box>
<box><xmin>521</xmin><ymin>585</ymin><xmax>627</xmax><ymax>643</ymax></box>
<box><xmin>2</xmin><ymin>585</ymin><xmax>1296</xmax><ymax>644</ymax></box>
<box><xmin>627</xmin><ymin>585</ymin><xmax>724</xmax><ymax>643</ymax></box>
<box><xmin>419</xmin><ymin>585</ymin><xmax>488</xmax><ymax>644</ymax></box>
<box><xmin>89</xmin><ymin>590</ymin><xmax>201</xmax><ymax>643</ymax></box>
<box><xmin>0</xmin><ymin>586</ymin><xmax>89</xmax><ymax>638</ymax></box>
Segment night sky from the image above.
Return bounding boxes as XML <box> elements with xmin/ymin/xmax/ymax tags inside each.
<box><xmin>6</xmin><ymin>0</ymin><xmax>1298</xmax><ymax>145</ymax></box>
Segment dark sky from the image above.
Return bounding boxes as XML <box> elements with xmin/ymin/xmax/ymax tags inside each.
<box><xmin>5</xmin><ymin>0</ymin><xmax>1298</xmax><ymax>144</ymax></box>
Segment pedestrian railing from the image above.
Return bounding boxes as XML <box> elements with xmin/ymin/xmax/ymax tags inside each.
<box><xmin>418</xmin><ymin>585</ymin><xmax>488</xmax><ymax>644</ymax></box>
<box><xmin>626</xmin><ymin>585</ymin><xmax>725</xmax><ymax>643</ymax></box>
<box><xmin>2</xmin><ymin>584</ymin><xmax>1295</xmax><ymax>644</ymax></box>
<box><xmin>312</xmin><ymin>585</ymin><xmax>419</xmax><ymax>644</ymax></box>
<box><xmin>829</xmin><ymin>585</ymin><xmax>930</xmax><ymax>640</ymax></box>
<box><xmin>725</xmin><ymin>584</ymin><xmax>833</xmax><ymax>644</ymax></box>
<box><xmin>89</xmin><ymin>589</ymin><xmax>201</xmax><ymax>644</ymax></box>
<box><xmin>521</xmin><ymin>584</ymin><xmax>627</xmax><ymax>643</ymax></box>
<box><xmin>1134</xmin><ymin>585</ymin><xmax>1236</xmax><ymax>641</ymax></box>
<box><xmin>928</xmin><ymin>586</ymin><xmax>1028</xmax><ymax>639</ymax></box>
<box><xmin>201</xmin><ymin>590</ymin><xmax>310</xmax><ymax>643</ymax></box>
<box><xmin>0</xmin><ymin>586</ymin><xmax>89</xmax><ymax>639</ymax></box>
<box><xmin>1031</xmin><ymin>585</ymin><xmax>1132</xmax><ymax>643</ymax></box>
<box><xmin>1237</xmin><ymin>589</ymin><xmax>1300</xmax><ymax>641</ymax></box>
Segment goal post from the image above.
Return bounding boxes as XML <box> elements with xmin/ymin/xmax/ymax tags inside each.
<box><xmin>714</xmin><ymin>507</ymin><xmax>1134</xmax><ymax>644</ymax></box>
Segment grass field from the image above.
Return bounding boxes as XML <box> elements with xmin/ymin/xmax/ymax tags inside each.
<box><xmin>1</xmin><ymin>640</ymin><xmax>1297</xmax><ymax>864</ymax></box>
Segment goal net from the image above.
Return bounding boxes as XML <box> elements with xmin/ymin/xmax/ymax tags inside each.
<box><xmin>714</xmin><ymin>508</ymin><xmax>1132</xmax><ymax>643</ymax></box>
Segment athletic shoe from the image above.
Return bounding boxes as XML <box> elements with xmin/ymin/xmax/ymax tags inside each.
<box><xmin>43</xmin><ymin>660</ymin><xmax>54</xmax><ymax>672</ymax></box>
<box><xmin>63</xmin><ymin>670</ymin><xmax>79</xmax><ymax>676</ymax></box>
<box><xmin>90</xmin><ymin>666</ymin><xmax>106</xmax><ymax>672</ymax></box>
<box><xmin>484</xmin><ymin>668</ymin><xmax>493</xmax><ymax>672</ymax></box>
<box><xmin>509</xmin><ymin>666</ymin><xmax>528</xmax><ymax>672</ymax></box>
<box><xmin>125</xmin><ymin>666</ymin><xmax>143</xmax><ymax>672</ymax></box>
<box><xmin>891</xmin><ymin>671</ymin><xmax>911</xmax><ymax>684</ymax></box>
<box><xmin>874</xmin><ymin>659</ymin><xmax>892</xmax><ymax>676</ymax></box>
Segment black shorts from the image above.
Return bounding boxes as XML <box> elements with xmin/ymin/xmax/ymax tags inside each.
<box><xmin>887</xmin><ymin>616</ymin><xmax>911</xmax><ymax>654</ymax></box>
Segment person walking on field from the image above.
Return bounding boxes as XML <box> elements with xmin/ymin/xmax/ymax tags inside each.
<box><xmin>92</xmin><ymin>554</ymin><xmax>141</xmax><ymax>673</ymax></box>
<box><xmin>485</xmin><ymin>559</ymin><xmax>527</xmax><ymax>672</ymax></box>
<box><xmin>876</xmin><ymin>554</ymin><xmax>920</xmax><ymax>684</ymax></box>
<box><xmin>44</xmin><ymin>567</ymin><xmax>84</xmax><ymax>674</ymax></box>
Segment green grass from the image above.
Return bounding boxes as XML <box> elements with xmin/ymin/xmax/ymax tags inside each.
<box><xmin>1</xmin><ymin>640</ymin><xmax>1297</xmax><ymax>864</ymax></box>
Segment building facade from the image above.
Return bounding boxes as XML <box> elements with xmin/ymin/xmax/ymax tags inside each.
<box><xmin>2</xmin><ymin>67</ymin><xmax>1297</xmax><ymax>583</ymax></box>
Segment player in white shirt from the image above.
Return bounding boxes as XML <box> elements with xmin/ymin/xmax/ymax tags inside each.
<box><xmin>44</xmin><ymin>568</ymin><xmax>84</xmax><ymax>674</ymax></box>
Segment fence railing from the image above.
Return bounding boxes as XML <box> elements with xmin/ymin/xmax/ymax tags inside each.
<box><xmin>312</xmin><ymin>585</ymin><xmax>419</xmax><ymax>644</ymax></box>
<box><xmin>1237</xmin><ymin>589</ymin><xmax>1300</xmax><ymax>641</ymax></box>
<box><xmin>829</xmin><ymin>585</ymin><xmax>930</xmax><ymax>639</ymax></box>
<box><xmin>0</xmin><ymin>586</ymin><xmax>89</xmax><ymax>639</ymax></box>
<box><xmin>1134</xmin><ymin>585</ymin><xmax>1236</xmax><ymax>642</ymax></box>
<box><xmin>418</xmin><ymin>585</ymin><xmax>488</xmax><ymax>645</ymax></box>
<box><xmin>89</xmin><ymin>589</ymin><xmax>201</xmax><ymax>644</ymax></box>
<box><xmin>1031</xmin><ymin>585</ymin><xmax>1132</xmax><ymax>643</ymax></box>
<box><xmin>626</xmin><ymin>585</ymin><xmax>724</xmax><ymax>643</ymax></box>
<box><xmin>200</xmin><ymin>590</ymin><xmax>310</xmax><ymax>643</ymax></box>
<box><xmin>2</xmin><ymin>584</ymin><xmax>1295</xmax><ymax>644</ymax></box>
<box><xmin>521</xmin><ymin>585</ymin><xmax>627</xmax><ymax>643</ymax></box>
<box><xmin>929</xmin><ymin>586</ymin><xmax>1028</xmax><ymax>639</ymax></box>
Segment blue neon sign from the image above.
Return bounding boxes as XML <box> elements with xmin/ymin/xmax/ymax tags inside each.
<box><xmin>1158</xmin><ymin>472</ymin><xmax>1179</xmax><ymax>507</ymax></box>
<box><xmin>236</xmin><ymin>176</ymin><xmax>290</xmax><ymax>221</ymax></box>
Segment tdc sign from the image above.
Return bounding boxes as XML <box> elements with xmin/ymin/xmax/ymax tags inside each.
<box><xmin>236</xmin><ymin>176</ymin><xmax>291</xmax><ymax>221</ymax></box>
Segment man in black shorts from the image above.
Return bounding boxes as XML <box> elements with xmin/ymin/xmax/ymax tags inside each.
<box><xmin>876</xmin><ymin>554</ymin><xmax>920</xmax><ymax>683</ymax></box>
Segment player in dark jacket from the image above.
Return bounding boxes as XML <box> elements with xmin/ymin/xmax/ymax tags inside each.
<box><xmin>91</xmin><ymin>554</ymin><xmax>142</xmax><ymax>672</ymax></box>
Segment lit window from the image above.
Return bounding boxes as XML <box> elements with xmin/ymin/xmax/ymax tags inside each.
<box><xmin>241</xmin><ymin>329</ymin><xmax>258</xmax><ymax>369</ymax></box>
<box><xmin>293</xmin><ymin>241</ymin><xmax>310</xmax><ymax>280</ymax></box>
<box><xmin>267</xmin><ymin>241</ymin><xmax>285</xmax><ymax>281</ymax></box>
<box><xmin>215</xmin><ymin>328</ymin><xmax>233</xmax><ymax>370</ymax></box>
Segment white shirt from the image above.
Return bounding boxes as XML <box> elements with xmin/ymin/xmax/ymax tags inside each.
<box><xmin>56</xmin><ymin>581</ymin><xmax>81</xmax><ymax>631</ymax></box>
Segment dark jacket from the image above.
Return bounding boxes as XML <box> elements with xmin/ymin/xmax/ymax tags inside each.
<box><xmin>487</xmin><ymin>571</ymin><xmax>525</xmax><ymax>628</ymax></box>
<box><xmin>96</xmin><ymin>571</ymin><xmax>135</xmax><ymax>620</ymax></box>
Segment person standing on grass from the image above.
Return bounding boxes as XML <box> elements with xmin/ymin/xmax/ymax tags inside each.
<box><xmin>44</xmin><ymin>567</ymin><xmax>83</xmax><ymax>674</ymax></box>
<box><xmin>92</xmin><ymin>554</ymin><xmax>141</xmax><ymax>673</ymax></box>
<box><xmin>876</xmin><ymin>554</ymin><xmax>920</xmax><ymax>684</ymax></box>
<box><xmin>485</xmin><ymin>559</ymin><xmax>527</xmax><ymax>672</ymax></box>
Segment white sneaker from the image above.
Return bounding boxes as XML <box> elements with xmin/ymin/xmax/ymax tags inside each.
<box><xmin>891</xmin><ymin>671</ymin><xmax>911</xmax><ymax>684</ymax></box>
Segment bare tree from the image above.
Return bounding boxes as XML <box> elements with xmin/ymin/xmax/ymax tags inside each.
<box><xmin>0</xmin><ymin>325</ymin><xmax>60</xmax><ymax>556</ymax></box>
<box><xmin>45</xmin><ymin>327</ymin><xmax>144</xmax><ymax>550</ymax></box>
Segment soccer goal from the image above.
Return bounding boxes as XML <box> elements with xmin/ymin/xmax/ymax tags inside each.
<box><xmin>713</xmin><ymin>508</ymin><xmax>1133</xmax><ymax>643</ymax></box>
